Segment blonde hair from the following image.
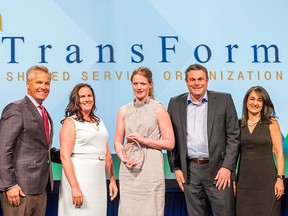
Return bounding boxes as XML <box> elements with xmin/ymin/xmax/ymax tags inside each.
<box><xmin>130</xmin><ymin>66</ymin><xmax>155</xmax><ymax>99</ymax></box>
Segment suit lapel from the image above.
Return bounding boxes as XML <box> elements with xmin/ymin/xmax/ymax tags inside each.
<box><xmin>207</xmin><ymin>91</ymin><xmax>216</xmax><ymax>142</ymax></box>
<box><xmin>24</xmin><ymin>96</ymin><xmax>42</xmax><ymax>121</ymax></box>
<box><xmin>48</xmin><ymin>113</ymin><xmax>53</xmax><ymax>145</ymax></box>
<box><xmin>179</xmin><ymin>94</ymin><xmax>188</xmax><ymax>137</ymax></box>
<box><xmin>24</xmin><ymin>96</ymin><xmax>48</xmax><ymax>147</ymax></box>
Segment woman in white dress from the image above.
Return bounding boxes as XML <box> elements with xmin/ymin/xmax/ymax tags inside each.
<box><xmin>58</xmin><ymin>83</ymin><xmax>118</xmax><ymax>216</ymax></box>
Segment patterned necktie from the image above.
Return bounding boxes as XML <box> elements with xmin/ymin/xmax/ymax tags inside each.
<box><xmin>39</xmin><ymin>105</ymin><xmax>50</xmax><ymax>145</ymax></box>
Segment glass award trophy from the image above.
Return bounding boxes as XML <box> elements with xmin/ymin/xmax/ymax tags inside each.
<box><xmin>122</xmin><ymin>139</ymin><xmax>143</xmax><ymax>164</ymax></box>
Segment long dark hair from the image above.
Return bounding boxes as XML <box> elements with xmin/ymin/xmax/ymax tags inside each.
<box><xmin>61</xmin><ymin>83</ymin><xmax>100</xmax><ymax>125</ymax></box>
<box><xmin>241</xmin><ymin>86</ymin><xmax>276</xmax><ymax>127</ymax></box>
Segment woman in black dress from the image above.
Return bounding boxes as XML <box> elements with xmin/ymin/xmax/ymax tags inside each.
<box><xmin>236</xmin><ymin>86</ymin><xmax>285</xmax><ymax>216</ymax></box>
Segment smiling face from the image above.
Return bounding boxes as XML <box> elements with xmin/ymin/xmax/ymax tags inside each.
<box><xmin>246</xmin><ymin>90</ymin><xmax>263</xmax><ymax>117</ymax></box>
<box><xmin>132</xmin><ymin>74</ymin><xmax>152</xmax><ymax>103</ymax></box>
<box><xmin>26</xmin><ymin>70</ymin><xmax>50</xmax><ymax>104</ymax></box>
<box><xmin>78</xmin><ymin>86</ymin><xmax>94</xmax><ymax>114</ymax></box>
<box><xmin>185</xmin><ymin>69</ymin><xmax>208</xmax><ymax>103</ymax></box>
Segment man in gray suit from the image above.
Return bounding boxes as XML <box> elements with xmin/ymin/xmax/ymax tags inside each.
<box><xmin>0</xmin><ymin>65</ymin><xmax>60</xmax><ymax>216</ymax></box>
<box><xmin>167</xmin><ymin>64</ymin><xmax>240</xmax><ymax>216</ymax></box>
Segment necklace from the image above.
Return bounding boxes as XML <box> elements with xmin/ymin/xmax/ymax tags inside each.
<box><xmin>247</xmin><ymin>117</ymin><xmax>260</xmax><ymax>126</ymax></box>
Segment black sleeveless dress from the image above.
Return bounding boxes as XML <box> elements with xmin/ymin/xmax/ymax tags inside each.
<box><xmin>236</xmin><ymin>123</ymin><xmax>281</xmax><ymax>216</ymax></box>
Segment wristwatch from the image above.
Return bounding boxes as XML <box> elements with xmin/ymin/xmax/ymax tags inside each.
<box><xmin>276</xmin><ymin>175</ymin><xmax>285</xmax><ymax>180</ymax></box>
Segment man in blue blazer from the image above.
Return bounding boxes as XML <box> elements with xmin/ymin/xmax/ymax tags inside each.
<box><xmin>167</xmin><ymin>64</ymin><xmax>240</xmax><ymax>216</ymax></box>
<box><xmin>0</xmin><ymin>65</ymin><xmax>60</xmax><ymax>216</ymax></box>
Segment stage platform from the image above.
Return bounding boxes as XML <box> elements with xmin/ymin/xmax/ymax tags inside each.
<box><xmin>1</xmin><ymin>179</ymin><xmax>287</xmax><ymax>216</ymax></box>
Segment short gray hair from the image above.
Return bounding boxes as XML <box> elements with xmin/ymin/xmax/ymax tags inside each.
<box><xmin>26</xmin><ymin>65</ymin><xmax>50</xmax><ymax>81</ymax></box>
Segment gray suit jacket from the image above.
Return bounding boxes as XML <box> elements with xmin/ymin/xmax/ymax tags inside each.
<box><xmin>0</xmin><ymin>96</ymin><xmax>59</xmax><ymax>194</ymax></box>
<box><xmin>167</xmin><ymin>90</ymin><xmax>240</xmax><ymax>182</ymax></box>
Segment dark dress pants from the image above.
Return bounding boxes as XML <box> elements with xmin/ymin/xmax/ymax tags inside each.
<box><xmin>184</xmin><ymin>161</ymin><xmax>235</xmax><ymax>216</ymax></box>
<box><xmin>0</xmin><ymin>191</ymin><xmax>47</xmax><ymax>216</ymax></box>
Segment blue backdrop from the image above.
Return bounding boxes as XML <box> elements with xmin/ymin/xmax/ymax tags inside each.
<box><xmin>1</xmin><ymin>1</ymin><xmax>288</xmax><ymax>215</ymax></box>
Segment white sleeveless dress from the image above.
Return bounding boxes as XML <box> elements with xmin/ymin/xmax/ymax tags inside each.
<box><xmin>58</xmin><ymin>117</ymin><xmax>108</xmax><ymax>216</ymax></box>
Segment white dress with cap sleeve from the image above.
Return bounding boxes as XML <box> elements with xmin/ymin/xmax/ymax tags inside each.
<box><xmin>58</xmin><ymin>117</ymin><xmax>108</xmax><ymax>216</ymax></box>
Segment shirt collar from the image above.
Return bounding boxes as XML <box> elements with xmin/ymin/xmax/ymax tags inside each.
<box><xmin>133</xmin><ymin>96</ymin><xmax>151</xmax><ymax>108</ymax></box>
<box><xmin>26</xmin><ymin>94</ymin><xmax>41</xmax><ymax>107</ymax></box>
<box><xmin>187</xmin><ymin>91</ymin><xmax>208</xmax><ymax>105</ymax></box>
